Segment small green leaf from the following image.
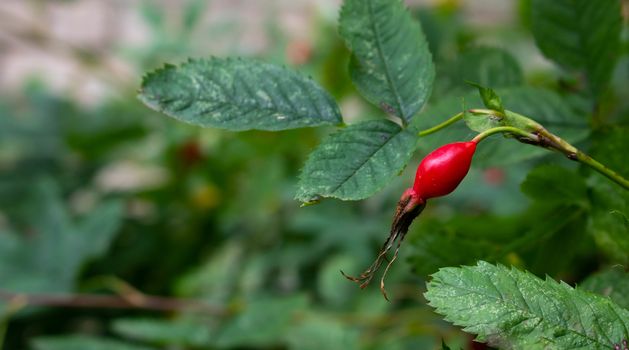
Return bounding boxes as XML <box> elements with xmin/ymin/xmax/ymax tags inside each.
<box><xmin>32</xmin><ymin>335</ymin><xmax>156</xmax><ymax>350</ymax></box>
<box><xmin>340</xmin><ymin>0</ymin><xmax>435</xmax><ymax>122</ymax></box>
<box><xmin>467</xmin><ymin>82</ymin><xmax>504</xmax><ymax>113</ymax></box>
<box><xmin>296</xmin><ymin>119</ymin><xmax>417</xmax><ymax>202</ymax></box>
<box><xmin>521</xmin><ymin>165</ymin><xmax>588</xmax><ymax>205</ymax></box>
<box><xmin>425</xmin><ymin>261</ymin><xmax>629</xmax><ymax>349</ymax></box>
<box><xmin>581</xmin><ymin>267</ymin><xmax>629</xmax><ymax>310</ymax></box>
<box><xmin>139</xmin><ymin>58</ymin><xmax>342</xmax><ymax>131</ymax></box>
<box><xmin>531</xmin><ymin>0</ymin><xmax>622</xmax><ymax>97</ymax></box>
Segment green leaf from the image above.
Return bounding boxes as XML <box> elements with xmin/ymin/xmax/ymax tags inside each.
<box><xmin>32</xmin><ymin>335</ymin><xmax>156</xmax><ymax>350</ymax></box>
<box><xmin>295</xmin><ymin>119</ymin><xmax>417</xmax><ymax>202</ymax></box>
<box><xmin>467</xmin><ymin>82</ymin><xmax>504</xmax><ymax>113</ymax></box>
<box><xmin>425</xmin><ymin>261</ymin><xmax>629</xmax><ymax>349</ymax></box>
<box><xmin>139</xmin><ymin>58</ymin><xmax>342</xmax><ymax>131</ymax></box>
<box><xmin>581</xmin><ymin>267</ymin><xmax>629</xmax><ymax>310</ymax></box>
<box><xmin>521</xmin><ymin>165</ymin><xmax>588</xmax><ymax>205</ymax></box>
<box><xmin>340</xmin><ymin>0</ymin><xmax>435</xmax><ymax>122</ymax></box>
<box><xmin>530</xmin><ymin>0</ymin><xmax>622</xmax><ymax>96</ymax></box>
<box><xmin>0</xmin><ymin>180</ymin><xmax>123</xmax><ymax>293</ymax></box>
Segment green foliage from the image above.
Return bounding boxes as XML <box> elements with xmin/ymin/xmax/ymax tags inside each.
<box><xmin>32</xmin><ymin>335</ymin><xmax>156</xmax><ymax>350</ymax></box>
<box><xmin>0</xmin><ymin>180</ymin><xmax>123</xmax><ymax>293</ymax></box>
<box><xmin>3</xmin><ymin>1</ymin><xmax>629</xmax><ymax>349</ymax></box>
<box><xmin>530</xmin><ymin>0</ymin><xmax>622</xmax><ymax>97</ymax></box>
<box><xmin>425</xmin><ymin>261</ymin><xmax>629</xmax><ymax>349</ymax></box>
<box><xmin>340</xmin><ymin>0</ymin><xmax>434</xmax><ymax>122</ymax></box>
<box><xmin>296</xmin><ymin>120</ymin><xmax>417</xmax><ymax>202</ymax></box>
<box><xmin>139</xmin><ymin>58</ymin><xmax>342</xmax><ymax>131</ymax></box>
<box><xmin>581</xmin><ymin>267</ymin><xmax>629</xmax><ymax>310</ymax></box>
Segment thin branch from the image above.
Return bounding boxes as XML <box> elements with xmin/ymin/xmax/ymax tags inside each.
<box><xmin>0</xmin><ymin>289</ymin><xmax>229</xmax><ymax>316</ymax></box>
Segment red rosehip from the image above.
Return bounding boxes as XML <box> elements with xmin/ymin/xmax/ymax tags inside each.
<box><xmin>413</xmin><ymin>141</ymin><xmax>477</xmax><ymax>200</ymax></box>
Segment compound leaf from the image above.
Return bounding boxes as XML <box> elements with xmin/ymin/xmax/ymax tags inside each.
<box><xmin>530</xmin><ymin>0</ymin><xmax>622</xmax><ymax>97</ymax></box>
<box><xmin>139</xmin><ymin>58</ymin><xmax>342</xmax><ymax>131</ymax></box>
<box><xmin>296</xmin><ymin>119</ymin><xmax>417</xmax><ymax>202</ymax></box>
<box><xmin>425</xmin><ymin>261</ymin><xmax>629</xmax><ymax>349</ymax></box>
<box><xmin>340</xmin><ymin>0</ymin><xmax>434</xmax><ymax>122</ymax></box>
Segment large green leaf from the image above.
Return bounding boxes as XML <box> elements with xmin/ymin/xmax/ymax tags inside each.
<box><xmin>530</xmin><ymin>0</ymin><xmax>622</xmax><ymax>96</ymax></box>
<box><xmin>425</xmin><ymin>261</ymin><xmax>629</xmax><ymax>349</ymax></box>
<box><xmin>340</xmin><ymin>0</ymin><xmax>434</xmax><ymax>122</ymax></box>
<box><xmin>0</xmin><ymin>180</ymin><xmax>123</xmax><ymax>294</ymax></box>
<box><xmin>295</xmin><ymin>119</ymin><xmax>417</xmax><ymax>202</ymax></box>
<box><xmin>581</xmin><ymin>267</ymin><xmax>629</xmax><ymax>310</ymax></box>
<box><xmin>139</xmin><ymin>58</ymin><xmax>342</xmax><ymax>131</ymax></box>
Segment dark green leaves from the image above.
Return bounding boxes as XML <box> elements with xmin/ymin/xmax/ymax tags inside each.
<box><xmin>340</xmin><ymin>0</ymin><xmax>434</xmax><ymax>122</ymax></box>
<box><xmin>531</xmin><ymin>0</ymin><xmax>622</xmax><ymax>96</ymax></box>
<box><xmin>425</xmin><ymin>261</ymin><xmax>629</xmax><ymax>349</ymax></box>
<box><xmin>139</xmin><ymin>58</ymin><xmax>342</xmax><ymax>131</ymax></box>
<box><xmin>296</xmin><ymin>120</ymin><xmax>417</xmax><ymax>202</ymax></box>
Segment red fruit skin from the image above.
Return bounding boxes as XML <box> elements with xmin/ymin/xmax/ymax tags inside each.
<box><xmin>413</xmin><ymin>141</ymin><xmax>477</xmax><ymax>200</ymax></box>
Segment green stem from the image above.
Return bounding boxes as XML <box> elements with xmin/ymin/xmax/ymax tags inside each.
<box><xmin>468</xmin><ymin>108</ymin><xmax>505</xmax><ymax>118</ymax></box>
<box><xmin>575</xmin><ymin>151</ymin><xmax>629</xmax><ymax>190</ymax></box>
<box><xmin>417</xmin><ymin>112</ymin><xmax>464</xmax><ymax>137</ymax></box>
<box><xmin>472</xmin><ymin>126</ymin><xmax>537</xmax><ymax>143</ymax></box>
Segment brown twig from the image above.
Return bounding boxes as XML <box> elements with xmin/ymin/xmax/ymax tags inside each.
<box><xmin>0</xmin><ymin>289</ymin><xmax>228</xmax><ymax>316</ymax></box>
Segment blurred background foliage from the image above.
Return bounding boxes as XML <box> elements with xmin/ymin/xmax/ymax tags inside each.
<box><xmin>0</xmin><ymin>0</ymin><xmax>627</xmax><ymax>349</ymax></box>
